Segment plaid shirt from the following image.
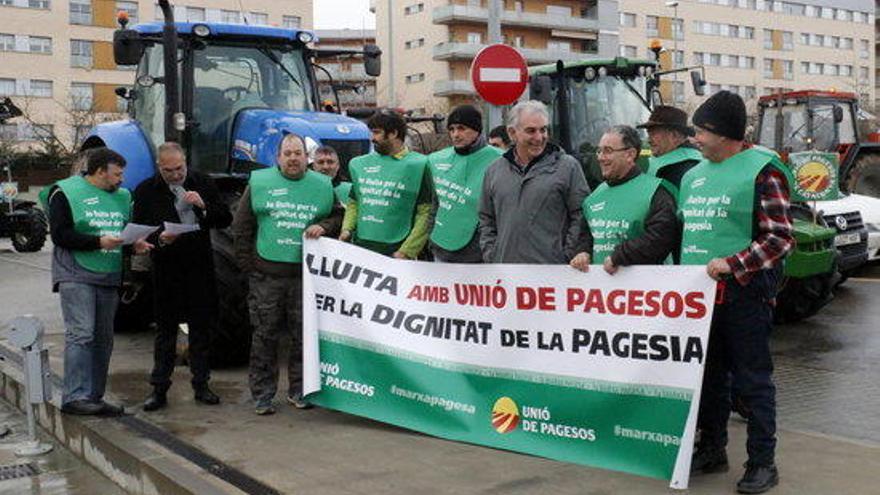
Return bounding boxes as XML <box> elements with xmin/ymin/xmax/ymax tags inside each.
<box><xmin>724</xmin><ymin>167</ymin><xmax>795</xmax><ymax>285</ymax></box>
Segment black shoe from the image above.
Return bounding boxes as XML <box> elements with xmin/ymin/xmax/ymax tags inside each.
<box><xmin>737</xmin><ymin>463</ymin><xmax>779</xmax><ymax>494</ymax></box>
<box><xmin>691</xmin><ymin>446</ymin><xmax>729</xmax><ymax>474</ymax></box>
<box><xmin>61</xmin><ymin>400</ymin><xmax>104</xmax><ymax>416</ymax></box>
<box><xmin>98</xmin><ymin>400</ymin><xmax>125</xmax><ymax>416</ymax></box>
<box><xmin>194</xmin><ymin>386</ymin><xmax>220</xmax><ymax>405</ymax></box>
<box><xmin>143</xmin><ymin>391</ymin><xmax>168</xmax><ymax>412</ymax></box>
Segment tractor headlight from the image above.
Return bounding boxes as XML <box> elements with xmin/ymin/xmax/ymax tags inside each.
<box><xmin>297</xmin><ymin>31</ymin><xmax>315</xmax><ymax>44</ymax></box>
<box><xmin>193</xmin><ymin>24</ymin><xmax>211</xmax><ymax>37</ymax></box>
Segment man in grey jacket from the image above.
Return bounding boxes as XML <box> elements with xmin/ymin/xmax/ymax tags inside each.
<box><xmin>478</xmin><ymin>100</ymin><xmax>590</xmax><ymax>264</ymax></box>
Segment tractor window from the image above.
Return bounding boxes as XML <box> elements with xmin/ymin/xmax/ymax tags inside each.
<box><xmin>758</xmin><ymin>104</ymin><xmax>809</xmax><ymax>152</ymax></box>
<box><xmin>133</xmin><ymin>43</ymin><xmax>166</xmax><ymax>153</ymax></box>
<box><xmin>812</xmin><ymin>103</ymin><xmax>856</xmax><ymax>151</ymax></box>
<box><xmin>190</xmin><ymin>43</ymin><xmax>312</xmax><ymax>172</ymax></box>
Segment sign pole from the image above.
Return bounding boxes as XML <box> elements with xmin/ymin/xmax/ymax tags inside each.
<box><xmin>487</xmin><ymin>0</ymin><xmax>503</xmax><ymax>131</ymax></box>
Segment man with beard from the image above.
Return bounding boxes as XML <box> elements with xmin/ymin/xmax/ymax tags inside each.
<box><xmin>479</xmin><ymin>100</ymin><xmax>590</xmax><ymax>264</ymax></box>
<box><xmin>340</xmin><ymin>110</ymin><xmax>432</xmax><ymax>259</ymax></box>
<box><xmin>427</xmin><ymin>105</ymin><xmax>501</xmax><ymax>263</ymax></box>
<box><xmin>233</xmin><ymin>133</ymin><xmax>342</xmax><ymax>415</ymax></box>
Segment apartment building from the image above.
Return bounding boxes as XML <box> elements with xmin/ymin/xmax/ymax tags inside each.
<box><xmin>314</xmin><ymin>29</ymin><xmax>378</xmax><ymax>110</ymax></box>
<box><xmin>618</xmin><ymin>0</ymin><xmax>876</xmax><ymax>111</ymax></box>
<box><xmin>373</xmin><ymin>0</ymin><xmax>619</xmax><ymax>114</ymax></box>
<box><xmin>0</xmin><ymin>0</ymin><xmax>312</xmax><ymax>148</ymax></box>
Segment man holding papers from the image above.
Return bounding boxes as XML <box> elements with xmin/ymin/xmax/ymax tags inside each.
<box><xmin>132</xmin><ymin>142</ymin><xmax>232</xmax><ymax>411</ymax></box>
<box><xmin>41</xmin><ymin>147</ymin><xmax>152</xmax><ymax>416</ymax></box>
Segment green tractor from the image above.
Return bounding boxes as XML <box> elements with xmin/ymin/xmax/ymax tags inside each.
<box><xmin>528</xmin><ymin>57</ymin><xmax>837</xmax><ymax>322</ymax></box>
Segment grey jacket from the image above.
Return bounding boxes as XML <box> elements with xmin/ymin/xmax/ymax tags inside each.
<box><xmin>478</xmin><ymin>144</ymin><xmax>590</xmax><ymax>264</ymax></box>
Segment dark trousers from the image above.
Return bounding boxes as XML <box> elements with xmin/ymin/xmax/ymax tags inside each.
<box><xmin>697</xmin><ymin>279</ymin><xmax>777</xmax><ymax>467</ymax></box>
<box><xmin>247</xmin><ymin>271</ymin><xmax>303</xmax><ymax>402</ymax></box>
<box><xmin>149</xmin><ymin>260</ymin><xmax>216</xmax><ymax>390</ymax></box>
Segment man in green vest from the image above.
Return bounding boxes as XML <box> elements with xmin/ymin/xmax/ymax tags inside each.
<box><xmin>638</xmin><ymin>105</ymin><xmax>703</xmax><ymax>188</ymax></box>
<box><xmin>42</xmin><ymin>147</ymin><xmax>152</xmax><ymax>416</ymax></box>
<box><xmin>312</xmin><ymin>145</ymin><xmax>352</xmax><ymax>207</ymax></box>
<box><xmin>340</xmin><ymin>110</ymin><xmax>432</xmax><ymax>259</ymax></box>
<box><xmin>570</xmin><ymin>125</ymin><xmax>679</xmax><ymax>273</ymax></box>
<box><xmin>428</xmin><ymin>105</ymin><xmax>502</xmax><ymax>263</ymax></box>
<box><xmin>232</xmin><ymin>133</ymin><xmax>343</xmax><ymax>415</ymax></box>
<box><xmin>680</xmin><ymin>91</ymin><xmax>794</xmax><ymax>494</ymax></box>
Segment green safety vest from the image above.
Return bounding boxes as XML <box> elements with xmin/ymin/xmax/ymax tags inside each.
<box><xmin>349</xmin><ymin>151</ymin><xmax>427</xmax><ymax>244</ymax></box>
<box><xmin>647</xmin><ymin>147</ymin><xmax>704</xmax><ymax>177</ymax></box>
<box><xmin>249</xmin><ymin>167</ymin><xmax>334</xmax><ymax>263</ymax></box>
<box><xmin>427</xmin><ymin>145</ymin><xmax>502</xmax><ymax>251</ymax></box>
<box><xmin>40</xmin><ymin>175</ymin><xmax>131</xmax><ymax>273</ymax></box>
<box><xmin>583</xmin><ymin>173</ymin><xmax>665</xmax><ymax>262</ymax></box>
<box><xmin>679</xmin><ymin>148</ymin><xmax>792</xmax><ymax>265</ymax></box>
<box><xmin>334</xmin><ymin>181</ymin><xmax>353</xmax><ymax>206</ymax></box>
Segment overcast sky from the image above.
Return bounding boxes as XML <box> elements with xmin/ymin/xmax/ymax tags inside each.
<box><xmin>314</xmin><ymin>0</ymin><xmax>376</xmax><ymax>30</ymax></box>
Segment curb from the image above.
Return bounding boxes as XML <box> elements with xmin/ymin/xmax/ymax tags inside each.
<box><xmin>0</xmin><ymin>348</ymin><xmax>247</xmax><ymax>495</ymax></box>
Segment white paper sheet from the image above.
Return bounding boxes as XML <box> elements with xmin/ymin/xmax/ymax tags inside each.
<box><xmin>163</xmin><ymin>221</ymin><xmax>201</xmax><ymax>235</ymax></box>
<box><xmin>120</xmin><ymin>223</ymin><xmax>159</xmax><ymax>245</ymax></box>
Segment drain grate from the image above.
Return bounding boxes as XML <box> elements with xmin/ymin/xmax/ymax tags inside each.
<box><xmin>0</xmin><ymin>462</ymin><xmax>39</xmax><ymax>481</ymax></box>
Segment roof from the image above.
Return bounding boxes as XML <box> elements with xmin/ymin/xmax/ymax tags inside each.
<box><xmin>314</xmin><ymin>29</ymin><xmax>376</xmax><ymax>41</ymax></box>
<box><xmin>757</xmin><ymin>90</ymin><xmax>858</xmax><ymax>104</ymax></box>
<box><xmin>131</xmin><ymin>22</ymin><xmax>316</xmax><ymax>42</ymax></box>
<box><xmin>529</xmin><ymin>57</ymin><xmax>656</xmax><ymax>76</ymax></box>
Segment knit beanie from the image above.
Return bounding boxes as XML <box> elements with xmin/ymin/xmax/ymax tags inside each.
<box><xmin>447</xmin><ymin>105</ymin><xmax>483</xmax><ymax>133</ymax></box>
<box><xmin>692</xmin><ymin>90</ymin><xmax>747</xmax><ymax>141</ymax></box>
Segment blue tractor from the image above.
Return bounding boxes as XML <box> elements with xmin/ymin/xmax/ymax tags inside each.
<box><xmin>84</xmin><ymin>1</ymin><xmax>380</xmax><ymax>366</ymax></box>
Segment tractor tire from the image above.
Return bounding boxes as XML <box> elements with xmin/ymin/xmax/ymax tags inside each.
<box><xmin>11</xmin><ymin>207</ymin><xmax>47</xmax><ymax>253</ymax></box>
<box><xmin>210</xmin><ymin>226</ymin><xmax>252</xmax><ymax>368</ymax></box>
<box><xmin>774</xmin><ymin>258</ymin><xmax>837</xmax><ymax>324</ymax></box>
<box><xmin>848</xmin><ymin>153</ymin><xmax>880</xmax><ymax>197</ymax></box>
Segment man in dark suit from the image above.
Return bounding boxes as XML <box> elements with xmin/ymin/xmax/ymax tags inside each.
<box><xmin>132</xmin><ymin>142</ymin><xmax>232</xmax><ymax>411</ymax></box>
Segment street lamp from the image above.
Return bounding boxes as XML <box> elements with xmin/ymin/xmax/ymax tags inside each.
<box><xmin>665</xmin><ymin>1</ymin><xmax>680</xmax><ymax>91</ymax></box>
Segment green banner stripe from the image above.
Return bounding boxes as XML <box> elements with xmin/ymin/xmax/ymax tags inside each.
<box><xmin>320</xmin><ymin>330</ymin><xmax>692</xmax><ymax>401</ymax></box>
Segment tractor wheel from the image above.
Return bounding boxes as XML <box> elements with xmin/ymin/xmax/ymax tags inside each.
<box><xmin>848</xmin><ymin>153</ymin><xmax>880</xmax><ymax>197</ymax></box>
<box><xmin>774</xmin><ymin>258</ymin><xmax>837</xmax><ymax>324</ymax></box>
<box><xmin>209</xmin><ymin>225</ymin><xmax>252</xmax><ymax>368</ymax></box>
<box><xmin>11</xmin><ymin>207</ymin><xmax>47</xmax><ymax>253</ymax></box>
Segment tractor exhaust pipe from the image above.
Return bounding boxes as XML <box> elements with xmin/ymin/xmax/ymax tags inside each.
<box><xmin>157</xmin><ymin>0</ymin><xmax>180</xmax><ymax>143</ymax></box>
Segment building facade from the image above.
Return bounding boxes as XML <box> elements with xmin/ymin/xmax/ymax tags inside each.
<box><xmin>618</xmin><ymin>0</ymin><xmax>876</xmax><ymax>111</ymax></box>
<box><xmin>0</xmin><ymin>0</ymin><xmax>312</xmax><ymax>148</ymax></box>
<box><xmin>314</xmin><ymin>29</ymin><xmax>378</xmax><ymax>110</ymax></box>
<box><xmin>373</xmin><ymin>0</ymin><xmax>620</xmax><ymax>114</ymax></box>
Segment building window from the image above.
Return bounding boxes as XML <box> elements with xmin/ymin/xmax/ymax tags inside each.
<box><xmin>29</xmin><ymin>36</ymin><xmax>52</xmax><ymax>54</ymax></box>
<box><xmin>825</xmin><ymin>64</ymin><xmax>839</xmax><ymax>76</ymax></box>
<box><xmin>800</xmin><ymin>61</ymin><xmax>809</xmax><ymax>74</ymax></box>
<box><xmin>405</xmin><ymin>73</ymin><xmax>425</xmax><ymax>84</ymax></box>
<box><xmin>405</xmin><ymin>38</ymin><xmax>425</xmax><ymax>49</ymax></box>
<box><xmin>70</xmin><ymin>0</ymin><xmax>92</xmax><ymax>25</ymax></box>
<box><xmin>547</xmin><ymin>40</ymin><xmax>571</xmax><ymax>52</ymax></box>
<box><xmin>514</xmin><ymin>1</ymin><xmax>522</xmax><ymax>13</ymax></box>
<box><xmin>673</xmin><ymin>81</ymin><xmax>685</xmax><ymax>103</ymax></box>
<box><xmin>672</xmin><ymin>18</ymin><xmax>684</xmax><ymax>40</ymax></box>
<box><xmin>672</xmin><ymin>49</ymin><xmax>684</xmax><ymax>68</ymax></box>
<box><xmin>116</xmin><ymin>1</ymin><xmax>138</xmax><ymax>24</ymax></box>
<box><xmin>546</xmin><ymin>5</ymin><xmax>571</xmax><ymax>17</ymax></box>
<box><xmin>820</xmin><ymin>7</ymin><xmax>833</xmax><ymax>19</ymax></box>
<box><xmin>0</xmin><ymin>34</ymin><xmax>13</xmax><ymax>52</ymax></box>
<box><xmin>0</xmin><ymin>124</ymin><xmax>16</xmax><ymax>141</ymax></box>
<box><xmin>620</xmin><ymin>12</ymin><xmax>636</xmax><ymax>27</ymax></box>
<box><xmin>513</xmin><ymin>35</ymin><xmax>524</xmax><ymax>48</ymax></box>
<box><xmin>620</xmin><ymin>45</ymin><xmax>638</xmax><ymax>58</ymax></box>
<box><xmin>282</xmin><ymin>15</ymin><xmax>301</xmax><ymax>29</ymax></box>
<box><xmin>221</xmin><ymin>10</ymin><xmax>241</xmax><ymax>24</ymax></box>
<box><xmin>763</xmin><ymin>29</ymin><xmax>773</xmax><ymax>49</ymax></box>
<box><xmin>841</xmin><ymin>65</ymin><xmax>852</xmax><ymax>77</ymax></box>
<box><xmin>70</xmin><ymin>39</ymin><xmax>93</xmax><ymax>68</ymax></box>
<box><xmin>186</xmin><ymin>7</ymin><xmax>205</xmax><ymax>22</ymax></box>
<box><xmin>860</xmin><ymin>39</ymin><xmax>869</xmax><ymax>59</ymax></box>
<box><xmin>860</xmin><ymin>67</ymin><xmax>869</xmax><ymax>82</ymax></box>
<box><xmin>404</xmin><ymin>3</ymin><xmax>424</xmax><ymax>15</ymax></box>
<box><xmin>29</xmin><ymin>0</ymin><xmax>50</xmax><ymax>8</ymax></box>
<box><xmin>467</xmin><ymin>32</ymin><xmax>482</xmax><ymax>44</ymax></box>
<box><xmin>70</xmin><ymin>82</ymin><xmax>93</xmax><ymax>110</ymax></box>
<box><xmin>248</xmin><ymin>12</ymin><xmax>268</xmax><ymax>25</ymax></box>
<box><xmin>27</xmin><ymin>79</ymin><xmax>52</xmax><ymax>97</ymax></box>
<box><xmin>783</xmin><ymin>60</ymin><xmax>793</xmax><ymax>80</ymax></box>
<box><xmin>841</xmin><ymin>38</ymin><xmax>853</xmax><ymax>50</ymax></box>
<box><xmin>646</xmin><ymin>16</ymin><xmax>658</xmax><ymax>37</ymax></box>
<box><xmin>763</xmin><ymin>58</ymin><xmax>773</xmax><ymax>78</ymax></box>
<box><xmin>0</xmin><ymin>78</ymin><xmax>14</xmax><ymax>96</ymax></box>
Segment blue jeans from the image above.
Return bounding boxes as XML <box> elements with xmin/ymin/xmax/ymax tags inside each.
<box><xmin>58</xmin><ymin>282</ymin><xmax>118</xmax><ymax>404</ymax></box>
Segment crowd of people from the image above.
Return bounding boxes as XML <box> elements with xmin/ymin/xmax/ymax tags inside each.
<box><xmin>44</xmin><ymin>89</ymin><xmax>791</xmax><ymax>494</ymax></box>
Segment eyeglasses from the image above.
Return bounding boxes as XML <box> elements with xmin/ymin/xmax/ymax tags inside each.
<box><xmin>595</xmin><ymin>147</ymin><xmax>632</xmax><ymax>157</ymax></box>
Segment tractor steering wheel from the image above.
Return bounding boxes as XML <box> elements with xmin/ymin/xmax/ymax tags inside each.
<box><xmin>223</xmin><ymin>86</ymin><xmax>250</xmax><ymax>102</ymax></box>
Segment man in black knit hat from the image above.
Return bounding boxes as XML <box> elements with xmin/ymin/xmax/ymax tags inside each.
<box><xmin>679</xmin><ymin>91</ymin><xmax>794</xmax><ymax>494</ymax></box>
<box><xmin>427</xmin><ymin>105</ymin><xmax>502</xmax><ymax>262</ymax></box>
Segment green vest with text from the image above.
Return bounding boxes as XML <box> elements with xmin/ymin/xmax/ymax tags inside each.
<box><xmin>583</xmin><ymin>173</ymin><xmax>665</xmax><ymax>262</ymax></box>
<box><xmin>678</xmin><ymin>148</ymin><xmax>792</xmax><ymax>265</ymax></box>
<box><xmin>40</xmin><ymin>175</ymin><xmax>130</xmax><ymax>273</ymax></box>
<box><xmin>428</xmin><ymin>145</ymin><xmax>501</xmax><ymax>251</ymax></box>
<box><xmin>647</xmin><ymin>147</ymin><xmax>703</xmax><ymax>178</ymax></box>
<box><xmin>249</xmin><ymin>168</ymin><xmax>334</xmax><ymax>264</ymax></box>
<box><xmin>334</xmin><ymin>181</ymin><xmax>353</xmax><ymax>206</ymax></box>
<box><xmin>349</xmin><ymin>151</ymin><xmax>427</xmax><ymax>244</ymax></box>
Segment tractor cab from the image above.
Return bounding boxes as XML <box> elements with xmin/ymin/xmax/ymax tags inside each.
<box><xmin>756</xmin><ymin>91</ymin><xmax>859</xmax><ymax>160</ymax></box>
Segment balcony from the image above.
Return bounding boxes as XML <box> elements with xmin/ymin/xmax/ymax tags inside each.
<box><xmin>433</xmin><ymin>42</ymin><xmax>595</xmax><ymax>65</ymax></box>
<box><xmin>433</xmin><ymin>4</ymin><xmax>599</xmax><ymax>32</ymax></box>
<box><xmin>434</xmin><ymin>80</ymin><xmax>475</xmax><ymax>97</ymax></box>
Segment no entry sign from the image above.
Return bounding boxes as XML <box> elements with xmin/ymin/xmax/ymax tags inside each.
<box><xmin>470</xmin><ymin>44</ymin><xmax>528</xmax><ymax>106</ymax></box>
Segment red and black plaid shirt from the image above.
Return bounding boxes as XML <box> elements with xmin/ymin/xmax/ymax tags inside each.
<box><xmin>724</xmin><ymin>167</ymin><xmax>795</xmax><ymax>285</ymax></box>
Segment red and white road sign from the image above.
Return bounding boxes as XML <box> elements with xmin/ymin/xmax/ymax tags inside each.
<box><xmin>470</xmin><ymin>44</ymin><xmax>528</xmax><ymax>106</ymax></box>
